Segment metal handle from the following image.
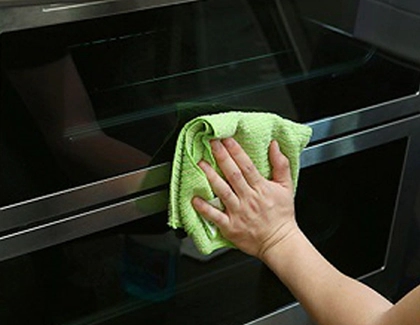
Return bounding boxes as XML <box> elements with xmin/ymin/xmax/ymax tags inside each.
<box><xmin>0</xmin><ymin>189</ymin><xmax>169</xmax><ymax>262</ymax></box>
<box><xmin>42</xmin><ymin>0</ymin><xmax>115</xmax><ymax>12</ymax></box>
<box><xmin>0</xmin><ymin>163</ymin><xmax>171</xmax><ymax>234</ymax></box>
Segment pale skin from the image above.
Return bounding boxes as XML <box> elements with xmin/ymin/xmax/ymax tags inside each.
<box><xmin>192</xmin><ymin>138</ymin><xmax>420</xmax><ymax>325</ymax></box>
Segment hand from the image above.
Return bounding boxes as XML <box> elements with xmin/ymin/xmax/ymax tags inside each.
<box><xmin>192</xmin><ymin>138</ymin><xmax>299</xmax><ymax>259</ymax></box>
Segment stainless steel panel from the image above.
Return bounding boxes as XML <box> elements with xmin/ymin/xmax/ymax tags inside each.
<box><xmin>307</xmin><ymin>91</ymin><xmax>420</xmax><ymax>143</ymax></box>
<box><xmin>2</xmin><ymin>93</ymin><xmax>419</xmax><ymax>236</ymax></box>
<box><xmin>302</xmin><ymin>113</ymin><xmax>420</xmax><ymax>167</ymax></box>
<box><xmin>4</xmin><ymin>114</ymin><xmax>420</xmax><ymax>262</ymax></box>
<box><xmin>0</xmin><ymin>189</ymin><xmax>168</xmax><ymax>261</ymax></box>
<box><xmin>1</xmin><ymin>114</ymin><xmax>419</xmax><ymax>325</ymax></box>
<box><xmin>0</xmin><ymin>0</ymin><xmax>110</xmax><ymax>6</ymax></box>
<box><xmin>0</xmin><ymin>0</ymin><xmax>197</xmax><ymax>32</ymax></box>
<box><xmin>0</xmin><ymin>163</ymin><xmax>170</xmax><ymax>233</ymax></box>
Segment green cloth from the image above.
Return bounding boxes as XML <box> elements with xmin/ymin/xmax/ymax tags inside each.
<box><xmin>169</xmin><ymin>110</ymin><xmax>312</xmax><ymax>255</ymax></box>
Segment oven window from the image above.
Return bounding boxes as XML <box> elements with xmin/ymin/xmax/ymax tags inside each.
<box><xmin>0</xmin><ymin>138</ymin><xmax>407</xmax><ymax>325</ymax></box>
<box><xmin>1</xmin><ymin>0</ymin><xmax>419</xmax><ymax>208</ymax></box>
<box><xmin>296</xmin><ymin>138</ymin><xmax>407</xmax><ymax>278</ymax></box>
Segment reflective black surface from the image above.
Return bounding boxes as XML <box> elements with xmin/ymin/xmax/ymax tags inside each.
<box><xmin>297</xmin><ymin>139</ymin><xmax>407</xmax><ymax>278</ymax></box>
<box><xmin>0</xmin><ymin>137</ymin><xmax>407</xmax><ymax>325</ymax></box>
<box><xmin>1</xmin><ymin>0</ymin><xmax>419</xmax><ymax>207</ymax></box>
<box><xmin>0</xmin><ymin>1</ymin><xmax>417</xmax><ymax>323</ymax></box>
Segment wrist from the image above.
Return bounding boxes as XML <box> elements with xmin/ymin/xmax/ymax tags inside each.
<box><xmin>258</xmin><ymin>220</ymin><xmax>301</xmax><ymax>262</ymax></box>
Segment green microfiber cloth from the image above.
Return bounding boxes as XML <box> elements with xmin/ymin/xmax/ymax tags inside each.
<box><xmin>169</xmin><ymin>110</ymin><xmax>312</xmax><ymax>255</ymax></box>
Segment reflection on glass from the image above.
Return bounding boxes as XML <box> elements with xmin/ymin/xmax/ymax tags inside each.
<box><xmin>0</xmin><ymin>137</ymin><xmax>407</xmax><ymax>325</ymax></box>
<box><xmin>296</xmin><ymin>139</ymin><xmax>407</xmax><ymax>278</ymax></box>
<box><xmin>1</xmin><ymin>0</ymin><xmax>418</xmax><ymax>207</ymax></box>
<box><xmin>0</xmin><ymin>1</ymin><xmax>415</xmax><ymax>321</ymax></box>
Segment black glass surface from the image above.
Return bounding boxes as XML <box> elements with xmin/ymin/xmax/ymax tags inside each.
<box><xmin>1</xmin><ymin>0</ymin><xmax>419</xmax><ymax>207</ymax></box>
<box><xmin>297</xmin><ymin>138</ymin><xmax>407</xmax><ymax>278</ymax></box>
<box><xmin>0</xmin><ymin>137</ymin><xmax>407</xmax><ymax>325</ymax></box>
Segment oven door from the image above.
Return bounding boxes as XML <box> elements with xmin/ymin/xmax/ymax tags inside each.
<box><xmin>1</xmin><ymin>1</ymin><xmax>420</xmax><ymax>324</ymax></box>
<box><xmin>0</xmin><ymin>114</ymin><xmax>419</xmax><ymax>325</ymax></box>
<box><xmin>1</xmin><ymin>0</ymin><xmax>420</xmax><ymax>232</ymax></box>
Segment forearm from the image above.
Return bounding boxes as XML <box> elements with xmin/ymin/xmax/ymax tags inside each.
<box><xmin>262</xmin><ymin>228</ymin><xmax>393</xmax><ymax>325</ymax></box>
<box><xmin>194</xmin><ymin>138</ymin><xmax>420</xmax><ymax>325</ymax></box>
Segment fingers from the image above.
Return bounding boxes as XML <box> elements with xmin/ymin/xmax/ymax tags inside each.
<box><xmin>192</xmin><ymin>197</ymin><xmax>229</xmax><ymax>228</ymax></box>
<box><xmin>269</xmin><ymin>140</ymin><xmax>293</xmax><ymax>189</ymax></box>
<box><xmin>217</xmin><ymin>138</ymin><xmax>264</xmax><ymax>189</ymax></box>
<box><xmin>210</xmin><ymin>140</ymin><xmax>253</xmax><ymax>196</ymax></box>
<box><xmin>198</xmin><ymin>138</ymin><xmax>293</xmax><ymax>214</ymax></box>
<box><xmin>198</xmin><ymin>160</ymin><xmax>240</xmax><ymax>209</ymax></box>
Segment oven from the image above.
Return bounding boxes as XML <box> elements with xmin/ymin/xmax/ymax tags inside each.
<box><xmin>1</xmin><ymin>1</ymin><xmax>420</xmax><ymax>324</ymax></box>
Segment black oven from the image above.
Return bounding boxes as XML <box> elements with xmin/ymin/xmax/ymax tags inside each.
<box><xmin>1</xmin><ymin>1</ymin><xmax>420</xmax><ymax>324</ymax></box>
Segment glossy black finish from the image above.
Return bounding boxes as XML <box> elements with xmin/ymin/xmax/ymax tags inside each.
<box><xmin>1</xmin><ymin>1</ymin><xmax>420</xmax><ymax>324</ymax></box>
<box><xmin>1</xmin><ymin>0</ymin><xmax>419</xmax><ymax>208</ymax></box>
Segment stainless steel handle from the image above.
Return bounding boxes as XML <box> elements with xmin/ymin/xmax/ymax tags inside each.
<box><xmin>307</xmin><ymin>91</ymin><xmax>420</xmax><ymax>143</ymax></box>
<box><xmin>0</xmin><ymin>163</ymin><xmax>171</xmax><ymax>234</ymax></box>
<box><xmin>0</xmin><ymin>189</ymin><xmax>169</xmax><ymax>262</ymax></box>
<box><xmin>302</xmin><ymin>113</ymin><xmax>420</xmax><ymax>168</ymax></box>
<box><xmin>42</xmin><ymin>0</ymin><xmax>116</xmax><ymax>12</ymax></box>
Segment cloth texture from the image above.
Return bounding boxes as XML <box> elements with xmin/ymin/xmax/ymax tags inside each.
<box><xmin>169</xmin><ymin>109</ymin><xmax>312</xmax><ymax>255</ymax></box>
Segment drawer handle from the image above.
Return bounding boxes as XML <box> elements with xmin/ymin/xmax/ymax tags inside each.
<box><xmin>43</xmin><ymin>0</ymin><xmax>115</xmax><ymax>12</ymax></box>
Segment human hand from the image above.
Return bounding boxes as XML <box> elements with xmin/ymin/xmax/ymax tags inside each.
<box><xmin>192</xmin><ymin>138</ymin><xmax>299</xmax><ymax>260</ymax></box>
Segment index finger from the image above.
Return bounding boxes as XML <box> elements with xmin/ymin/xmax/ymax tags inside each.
<box><xmin>221</xmin><ymin>138</ymin><xmax>264</xmax><ymax>189</ymax></box>
<box><xmin>210</xmin><ymin>140</ymin><xmax>251</xmax><ymax>197</ymax></box>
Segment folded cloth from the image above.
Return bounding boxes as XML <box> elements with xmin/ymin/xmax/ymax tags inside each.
<box><xmin>169</xmin><ymin>110</ymin><xmax>312</xmax><ymax>255</ymax></box>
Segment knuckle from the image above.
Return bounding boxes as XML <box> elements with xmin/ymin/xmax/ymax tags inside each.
<box><xmin>244</xmin><ymin>162</ymin><xmax>257</xmax><ymax>174</ymax></box>
<box><xmin>250</xmin><ymin>174</ymin><xmax>262</xmax><ymax>186</ymax></box>
<box><xmin>247</xmin><ymin>197</ymin><xmax>260</xmax><ymax>213</ymax></box>
<box><xmin>243</xmin><ymin>164</ymin><xmax>262</xmax><ymax>186</ymax></box>
<box><xmin>259</xmin><ymin>183</ymin><xmax>271</xmax><ymax>196</ymax></box>
<box><xmin>229</xmin><ymin>170</ymin><xmax>243</xmax><ymax>182</ymax></box>
<box><xmin>219</xmin><ymin>188</ymin><xmax>233</xmax><ymax>202</ymax></box>
<box><xmin>227</xmin><ymin>227</ymin><xmax>241</xmax><ymax>240</ymax></box>
<box><xmin>278</xmin><ymin>154</ymin><xmax>290</xmax><ymax>169</ymax></box>
<box><xmin>211</xmin><ymin>213</ymin><xmax>224</xmax><ymax>226</ymax></box>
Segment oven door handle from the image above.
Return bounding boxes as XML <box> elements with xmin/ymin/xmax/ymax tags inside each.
<box><xmin>0</xmin><ymin>190</ymin><xmax>168</xmax><ymax>262</ymax></box>
<box><xmin>0</xmin><ymin>163</ymin><xmax>171</xmax><ymax>236</ymax></box>
<box><xmin>42</xmin><ymin>0</ymin><xmax>117</xmax><ymax>12</ymax></box>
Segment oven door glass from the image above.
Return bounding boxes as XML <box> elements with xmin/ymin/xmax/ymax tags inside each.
<box><xmin>0</xmin><ymin>135</ymin><xmax>407</xmax><ymax>325</ymax></box>
<box><xmin>1</xmin><ymin>0</ymin><xmax>419</xmax><ymax>210</ymax></box>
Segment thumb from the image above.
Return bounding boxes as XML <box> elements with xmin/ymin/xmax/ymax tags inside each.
<box><xmin>269</xmin><ymin>140</ymin><xmax>293</xmax><ymax>189</ymax></box>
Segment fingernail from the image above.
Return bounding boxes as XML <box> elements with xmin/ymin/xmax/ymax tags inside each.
<box><xmin>191</xmin><ymin>196</ymin><xmax>201</xmax><ymax>205</ymax></box>
<box><xmin>211</xmin><ymin>139</ymin><xmax>222</xmax><ymax>152</ymax></box>
<box><xmin>198</xmin><ymin>160</ymin><xmax>209</xmax><ymax>170</ymax></box>
<box><xmin>192</xmin><ymin>197</ymin><xmax>203</xmax><ymax>207</ymax></box>
<box><xmin>222</xmin><ymin>137</ymin><xmax>235</xmax><ymax>148</ymax></box>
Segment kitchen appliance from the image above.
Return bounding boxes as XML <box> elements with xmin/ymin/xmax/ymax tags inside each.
<box><xmin>1</xmin><ymin>0</ymin><xmax>420</xmax><ymax>324</ymax></box>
